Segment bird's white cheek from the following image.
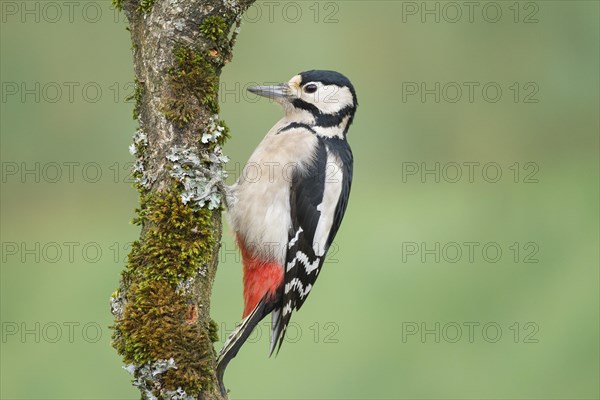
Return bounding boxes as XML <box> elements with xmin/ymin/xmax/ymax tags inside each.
<box><xmin>314</xmin><ymin>86</ymin><xmax>353</xmax><ymax>114</ymax></box>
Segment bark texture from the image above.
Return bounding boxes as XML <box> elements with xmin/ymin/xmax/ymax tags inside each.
<box><xmin>110</xmin><ymin>1</ymin><xmax>254</xmax><ymax>399</ymax></box>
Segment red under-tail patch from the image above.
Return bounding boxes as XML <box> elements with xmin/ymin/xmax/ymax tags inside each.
<box><xmin>237</xmin><ymin>235</ymin><xmax>284</xmax><ymax>318</ymax></box>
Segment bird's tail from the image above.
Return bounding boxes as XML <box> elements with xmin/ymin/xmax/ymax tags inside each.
<box><xmin>216</xmin><ymin>295</ymin><xmax>274</xmax><ymax>396</ymax></box>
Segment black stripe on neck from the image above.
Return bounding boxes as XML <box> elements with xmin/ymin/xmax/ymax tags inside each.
<box><xmin>291</xmin><ymin>99</ymin><xmax>355</xmax><ymax>129</ymax></box>
<box><xmin>277</xmin><ymin>122</ymin><xmax>316</xmax><ymax>135</ymax></box>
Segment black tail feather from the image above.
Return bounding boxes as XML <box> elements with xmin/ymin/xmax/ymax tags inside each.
<box><xmin>268</xmin><ymin>307</ymin><xmax>283</xmax><ymax>357</ymax></box>
<box><xmin>216</xmin><ymin>296</ymin><xmax>275</xmax><ymax>396</ymax></box>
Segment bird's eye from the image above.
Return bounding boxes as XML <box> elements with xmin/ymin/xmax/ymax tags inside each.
<box><xmin>303</xmin><ymin>84</ymin><xmax>318</xmax><ymax>94</ymax></box>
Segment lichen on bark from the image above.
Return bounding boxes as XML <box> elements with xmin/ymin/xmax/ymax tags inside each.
<box><xmin>110</xmin><ymin>0</ymin><xmax>255</xmax><ymax>398</ymax></box>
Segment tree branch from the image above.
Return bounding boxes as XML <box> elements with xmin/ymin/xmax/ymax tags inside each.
<box><xmin>110</xmin><ymin>1</ymin><xmax>254</xmax><ymax>398</ymax></box>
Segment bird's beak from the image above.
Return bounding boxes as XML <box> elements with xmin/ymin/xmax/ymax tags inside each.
<box><xmin>247</xmin><ymin>83</ymin><xmax>291</xmax><ymax>99</ymax></box>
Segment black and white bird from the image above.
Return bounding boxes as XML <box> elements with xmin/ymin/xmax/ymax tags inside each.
<box><xmin>217</xmin><ymin>70</ymin><xmax>357</xmax><ymax>392</ymax></box>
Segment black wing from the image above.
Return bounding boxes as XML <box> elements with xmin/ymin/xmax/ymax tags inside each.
<box><xmin>270</xmin><ymin>137</ymin><xmax>353</xmax><ymax>354</ymax></box>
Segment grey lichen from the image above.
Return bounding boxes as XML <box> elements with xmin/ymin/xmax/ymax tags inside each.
<box><xmin>201</xmin><ymin>116</ymin><xmax>227</xmax><ymax>144</ymax></box>
<box><xmin>124</xmin><ymin>358</ymin><xmax>184</xmax><ymax>399</ymax></box>
<box><xmin>129</xmin><ymin>129</ymin><xmax>148</xmax><ymax>156</ymax></box>
<box><xmin>130</xmin><ymin>129</ymin><xmax>152</xmax><ymax>189</ymax></box>
<box><xmin>166</xmin><ymin>119</ymin><xmax>229</xmax><ymax>210</ymax></box>
<box><xmin>163</xmin><ymin>387</ymin><xmax>196</xmax><ymax>400</ymax></box>
<box><xmin>110</xmin><ymin>290</ymin><xmax>125</xmax><ymax>320</ymax></box>
<box><xmin>176</xmin><ymin>276</ymin><xmax>201</xmax><ymax>295</ymax></box>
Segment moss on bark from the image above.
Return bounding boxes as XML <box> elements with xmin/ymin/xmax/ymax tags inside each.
<box><xmin>110</xmin><ymin>0</ymin><xmax>256</xmax><ymax>398</ymax></box>
<box><xmin>113</xmin><ymin>187</ymin><xmax>220</xmax><ymax>396</ymax></box>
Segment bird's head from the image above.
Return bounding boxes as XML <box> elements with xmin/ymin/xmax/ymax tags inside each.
<box><xmin>248</xmin><ymin>70</ymin><xmax>358</xmax><ymax>134</ymax></box>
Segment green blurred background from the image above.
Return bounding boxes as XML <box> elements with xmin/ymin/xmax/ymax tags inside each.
<box><xmin>1</xmin><ymin>1</ymin><xmax>599</xmax><ymax>398</ymax></box>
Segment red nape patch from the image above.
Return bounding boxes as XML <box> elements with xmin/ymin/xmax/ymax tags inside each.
<box><xmin>238</xmin><ymin>237</ymin><xmax>284</xmax><ymax>318</ymax></box>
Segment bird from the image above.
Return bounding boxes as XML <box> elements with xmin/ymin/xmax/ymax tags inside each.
<box><xmin>216</xmin><ymin>70</ymin><xmax>357</xmax><ymax>393</ymax></box>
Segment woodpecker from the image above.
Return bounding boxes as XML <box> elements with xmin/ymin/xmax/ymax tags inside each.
<box><xmin>217</xmin><ymin>70</ymin><xmax>357</xmax><ymax>392</ymax></box>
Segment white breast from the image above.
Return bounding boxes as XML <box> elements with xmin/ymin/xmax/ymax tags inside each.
<box><xmin>227</xmin><ymin>119</ymin><xmax>319</xmax><ymax>265</ymax></box>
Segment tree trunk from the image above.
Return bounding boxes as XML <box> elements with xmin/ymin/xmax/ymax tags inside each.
<box><xmin>110</xmin><ymin>1</ymin><xmax>254</xmax><ymax>398</ymax></box>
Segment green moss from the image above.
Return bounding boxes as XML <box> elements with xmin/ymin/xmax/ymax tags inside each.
<box><xmin>126</xmin><ymin>79</ymin><xmax>144</xmax><ymax>120</ymax></box>
<box><xmin>215</xmin><ymin>118</ymin><xmax>230</xmax><ymax>146</ymax></box>
<box><xmin>200</xmin><ymin>15</ymin><xmax>239</xmax><ymax>66</ymax></box>
<box><xmin>162</xmin><ymin>46</ymin><xmax>220</xmax><ymax>127</ymax></box>
<box><xmin>199</xmin><ymin>15</ymin><xmax>229</xmax><ymax>44</ymax></box>
<box><xmin>112</xmin><ymin>0</ymin><xmax>155</xmax><ymax>12</ymax></box>
<box><xmin>131</xmin><ymin>188</ymin><xmax>217</xmax><ymax>283</ymax></box>
<box><xmin>136</xmin><ymin>0</ymin><xmax>156</xmax><ymax>13</ymax></box>
<box><xmin>113</xmin><ymin>280</ymin><xmax>213</xmax><ymax>395</ymax></box>
<box><xmin>161</xmin><ymin>15</ymin><xmax>240</xmax><ymax>127</ymax></box>
<box><xmin>208</xmin><ymin>319</ymin><xmax>219</xmax><ymax>343</ymax></box>
<box><xmin>113</xmin><ymin>186</ymin><xmax>219</xmax><ymax>396</ymax></box>
<box><xmin>162</xmin><ymin>100</ymin><xmax>195</xmax><ymax>128</ymax></box>
<box><xmin>112</xmin><ymin>0</ymin><xmax>123</xmax><ymax>12</ymax></box>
